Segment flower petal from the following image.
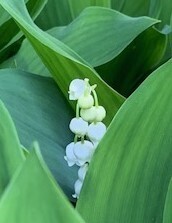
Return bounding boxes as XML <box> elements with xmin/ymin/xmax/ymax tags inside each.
<box><xmin>78</xmin><ymin>164</ymin><xmax>89</xmax><ymax>181</ymax></box>
<box><xmin>72</xmin><ymin>179</ymin><xmax>83</xmax><ymax>199</ymax></box>
<box><xmin>64</xmin><ymin>142</ymin><xmax>77</xmax><ymax>166</ymax></box>
<box><xmin>69</xmin><ymin>79</ymin><xmax>85</xmax><ymax>100</ymax></box>
<box><xmin>73</xmin><ymin>140</ymin><xmax>95</xmax><ymax>163</ymax></box>
<box><xmin>87</xmin><ymin>122</ymin><xmax>107</xmax><ymax>142</ymax></box>
<box><xmin>69</xmin><ymin>117</ymin><xmax>88</xmax><ymax>136</ymax></box>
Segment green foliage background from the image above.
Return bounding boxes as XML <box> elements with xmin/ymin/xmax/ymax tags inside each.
<box><xmin>0</xmin><ymin>0</ymin><xmax>171</xmax><ymax>222</ymax></box>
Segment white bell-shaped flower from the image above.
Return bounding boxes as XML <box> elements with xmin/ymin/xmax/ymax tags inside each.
<box><xmin>69</xmin><ymin>117</ymin><xmax>88</xmax><ymax>136</ymax></box>
<box><xmin>78</xmin><ymin>164</ymin><xmax>89</xmax><ymax>181</ymax></box>
<box><xmin>64</xmin><ymin>142</ymin><xmax>77</xmax><ymax>167</ymax></box>
<box><xmin>72</xmin><ymin>179</ymin><xmax>83</xmax><ymax>199</ymax></box>
<box><xmin>78</xmin><ymin>94</ymin><xmax>94</xmax><ymax>109</ymax></box>
<box><xmin>68</xmin><ymin>79</ymin><xmax>85</xmax><ymax>100</ymax></box>
<box><xmin>87</xmin><ymin>122</ymin><xmax>106</xmax><ymax>143</ymax></box>
<box><xmin>94</xmin><ymin>106</ymin><xmax>106</xmax><ymax>122</ymax></box>
<box><xmin>74</xmin><ymin>140</ymin><xmax>95</xmax><ymax>166</ymax></box>
<box><xmin>80</xmin><ymin>107</ymin><xmax>96</xmax><ymax>122</ymax></box>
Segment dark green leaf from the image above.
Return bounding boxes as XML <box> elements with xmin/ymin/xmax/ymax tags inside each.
<box><xmin>0</xmin><ymin>68</ymin><xmax>77</xmax><ymax>200</ymax></box>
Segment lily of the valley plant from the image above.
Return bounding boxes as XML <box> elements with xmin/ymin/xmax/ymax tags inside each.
<box><xmin>0</xmin><ymin>0</ymin><xmax>172</xmax><ymax>223</ymax></box>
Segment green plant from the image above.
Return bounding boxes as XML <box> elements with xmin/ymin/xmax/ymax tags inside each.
<box><xmin>0</xmin><ymin>0</ymin><xmax>172</xmax><ymax>222</ymax></box>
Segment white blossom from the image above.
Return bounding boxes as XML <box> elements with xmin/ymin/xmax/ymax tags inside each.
<box><xmin>94</xmin><ymin>106</ymin><xmax>106</xmax><ymax>122</ymax></box>
<box><xmin>73</xmin><ymin>140</ymin><xmax>95</xmax><ymax>166</ymax></box>
<box><xmin>64</xmin><ymin>142</ymin><xmax>77</xmax><ymax>167</ymax></box>
<box><xmin>80</xmin><ymin>106</ymin><xmax>106</xmax><ymax>122</ymax></box>
<box><xmin>69</xmin><ymin>117</ymin><xmax>88</xmax><ymax>136</ymax></box>
<box><xmin>72</xmin><ymin>179</ymin><xmax>83</xmax><ymax>199</ymax></box>
<box><xmin>68</xmin><ymin>79</ymin><xmax>85</xmax><ymax>100</ymax></box>
<box><xmin>87</xmin><ymin>122</ymin><xmax>106</xmax><ymax>144</ymax></box>
<box><xmin>78</xmin><ymin>164</ymin><xmax>89</xmax><ymax>181</ymax></box>
<box><xmin>80</xmin><ymin>107</ymin><xmax>96</xmax><ymax>122</ymax></box>
<box><xmin>78</xmin><ymin>94</ymin><xmax>94</xmax><ymax>109</ymax></box>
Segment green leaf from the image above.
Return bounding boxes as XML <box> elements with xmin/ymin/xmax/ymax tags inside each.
<box><xmin>96</xmin><ymin>26</ymin><xmax>167</xmax><ymax>96</ymax></box>
<box><xmin>0</xmin><ymin>68</ymin><xmax>77</xmax><ymax>200</ymax></box>
<box><xmin>0</xmin><ymin>144</ymin><xmax>85</xmax><ymax>223</ymax></box>
<box><xmin>111</xmin><ymin>0</ymin><xmax>150</xmax><ymax>17</ymax></box>
<box><xmin>0</xmin><ymin>100</ymin><xmax>24</xmax><ymax>196</ymax></box>
<box><xmin>0</xmin><ymin>0</ymin><xmax>124</xmax><ymax>125</ymax></box>
<box><xmin>1</xmin><ymin>7</ymin><xmax>162</xmax><ymax>97</ymax></box>
<box><xmin>77</xmin><ymin>59</ymin><xmax>172</xmax><ymax>223</ymax></box>
<box><xmin>35</xmin><ymin>0</ymin><xmax>111</xmax><ymax>30</ymax></box>
<box><xmin>0</xmin><ymin>0</ymin><xmax>47</xmax><ymax>64</ymax></box>
<box><xmin>163</xmin><ymin>179</ymin><xmax>172</xmax><ymax>223</ymax></box>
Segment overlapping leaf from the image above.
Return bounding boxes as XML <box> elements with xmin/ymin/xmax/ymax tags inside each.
<box><xmin>163</xmin><ymin>179</ymin><xmax>172</xmax><ymax>223</ymax></box>
<box><xmin>0</xmin><ymin>0</ymin><xmax>47</xmax><ymax>63</ymax></box>
<box><xmin>35</xmin><ymin>0</ymin><xmax>111</xmax><ymax>30</ymax></box>
<box><xmin>0</xmin><ymin>0</ymin><xmax>125</xmax><ymax>125</ymax></box>
<box><xmin>0</xmin><ymin>100</ymin><xmax>24</xmax><ymax>197</ymax></box>
<box><xmin>77</xmin><ymin>59</ymin><xmax>172</xmax><ymax>223</ymax></box>
<box><xmin>0</xmin><ymin>146</ymin><xmax>85</xmax><ymax>223</ymax></box>
<box><xmin>0</xmin><ymin>68</ymin><xmax>77</xmax><ymax>200</ymax></box>
<box><xmin>96</xmin><ymin>26</ymin><xmax>167</xmax><ymax>96</ymax></box>
<box><xmin>1</xmin><ymin>6</ymin><xmax>165</xmax><ymax>97</ymax></box>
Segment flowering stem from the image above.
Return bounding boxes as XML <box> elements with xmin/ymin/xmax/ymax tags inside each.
<box><xmin>92</xmin><ymin>88</ymin><xmax>99</xmax><ymax>107</ymax></box>
<box><xmin>81</xmin><ymin>136</ymin><xmax>85</xmax><ymax>144</ymax></box>
<box><xmin>76</xmin><ymin>102</ymin><xmax>80</xmax><ymax>118</ymax></box>
<box><xmin>74</xmin><ymin>135</ymin><xmax>78</xmax><ymax>143</ymax></box>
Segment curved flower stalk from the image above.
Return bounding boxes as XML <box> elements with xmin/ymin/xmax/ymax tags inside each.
<box><xmin>64</xmin><ymin>78</ymin><xmax>107</xmax><ymax>199</ymax></box>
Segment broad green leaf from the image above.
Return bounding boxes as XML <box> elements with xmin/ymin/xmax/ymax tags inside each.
<box><xmin>1</xmin><ymin>7</ymin><xmax>162</xmax><ymax>97</ymax></box>
<box><xmin>163</xmin><ymin>179</ymin><xmax>172</xmax><ymax>223</ymax></box>
<box><xmin>35</xmin><ymin>0</ymin><xmax>111</xmax><ymax>30</ymax></box>
<box><xmin>2</xmin><ymin>7</ymin><xmax>161</xmax><ymax>73</ymax></box>
<box><xmin>77</xmin><ymin>59</ymin><xmax>172</xmax><ymax>223</ymax></box>
<box><xmin>148</xmin><ymin>0</ymin><xmax>162</xmax><ymax>20</ymax></box>
<box><xmin>0</xmin><ymin>68</ymin><xmax>77</xmax><ymax>200</ymax></box>
<box><xmin>0</xmin><ymin>0</ymin><xmax>124</xmax><ymax>125</ymax></box>
<box><xmin>156</xmin><ymin>0</ymin><xmax>172</xmax><ymax>29</ymax></box>
<box><xmin>111</xmin><ymin>0</ymin><xmax>150</xmax><ymax>17</ymax></box>
<box><xmin>96</xmin><ymin>27</ymin><xmax>167</xmax><ymax>96</ymax></box>
<box><xmin>0</xmin><ymin>145</ymin><xmax>85</xmax><ymax>223</ymax></box>
<box><xmin>0</xmin><ymin>0</ymin><xmax>47</xmax><ymax>63</ymax></box>
<box><xmin>0</xmin><ymin>100</ymin><xmax>24</xmax><ymax>196</ymax></box>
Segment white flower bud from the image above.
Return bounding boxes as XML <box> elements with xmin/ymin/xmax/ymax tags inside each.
<box><xmin>80</xmin><ymin>107</ymin><xmax>96</xmax><ymax>122</ymax></box>
<box><xmin>74</xmin><ymin>140</ymin><xmax>95</xmax><ymax>166</ymax></box>
<box><xmin>87</xmin><ymin>122</ymin><xmax>106</xmax><ymax>143</ymax></box>
<box><xmin>78</xmin><ymin>164</ymin><xmax>89</xmax><ymax>181</ymax></box>
<box><xmin>94</xmin><ymin>106</ymin><xmax>106</xmax><ymax>122</ymax></box>
<box><xmin>78</xmin><ymin>94</ymin><xmax>94</xmax><ymax>109</ymax></box>
<box><xmin>64</xmin><ymin>142</ymin><xmax>77</xmax><ymax>167</ymax></box>
<box><xmin>72</xmin><ymin>179</ymin><xmax>83</xmax><ymax>199</ymax></box>
<box><xmin>68</xmin><ymin>79</ymin><xmax>85</xmax><ymax>100</ymax></box>
<box><xmin>69</xmin><ymin>117</ymin><xmax>88</xmax><ymax>136</ymax></box>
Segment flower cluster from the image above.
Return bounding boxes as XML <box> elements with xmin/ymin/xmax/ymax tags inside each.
<box><xmin>64</xmin><ymin>78</ymin><xmax>107</xmax><ymax>199</ymax></box>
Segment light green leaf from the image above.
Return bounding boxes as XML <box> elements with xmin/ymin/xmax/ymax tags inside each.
<box><xmin>77</xmin><ymin>59</ymin><xmax>172</xmax><ymax>223</ymax></box>
<box><xmin>0</xmin><ymin>0</ymin><xmax>124</xmax><ymax>125</ymax></box>
<box><xmin>0</xmin><ymin>68</ymin><xmax>77</xmax><ymax>200</ymax></box>
<box><xmin>35</xmin><ymin>0</ymin><xmax>111</xmax><ymax>30</ymax></box>
<box><xmin>0</xmin><ymin>145</ymin><xmax>85</xmax><ymax>223</ymax></box>
<box><xmin>163</xmin><ymin>179</ymin><xmax>172</xmax><ymax>223</ymax></box>
<box><xmin>0</xmin><ymin>100</ymin><xmax>24</xmax><ymax>196</ymax></box>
